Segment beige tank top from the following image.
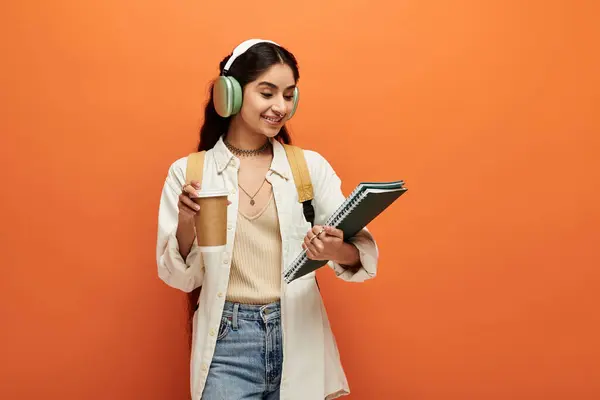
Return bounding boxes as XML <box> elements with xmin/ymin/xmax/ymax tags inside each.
<box><xmin>226</xmin><ymin>193</ymin><xmax>282</xmax><ymax>304</ymax></box>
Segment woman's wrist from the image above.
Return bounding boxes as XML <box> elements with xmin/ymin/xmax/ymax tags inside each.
<box><xmin>332</xmin><ymin>242</ymin><xmax>361</xmax><ymax>269</ymax></box>
<box><xmin>176</xmin><ymin>218</ymin><xmax>196</xmax><ymax>259</ymax></box>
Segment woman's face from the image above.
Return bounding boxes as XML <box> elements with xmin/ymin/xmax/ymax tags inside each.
<box><xmin>237</xmin><ymin>63</ymin><xmax>297</xmax><ymax>138</ymax></box>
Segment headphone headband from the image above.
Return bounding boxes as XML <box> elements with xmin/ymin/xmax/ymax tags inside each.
<box><xmin>222</xmin><ymin>39</ymin><xmax>280</xmax><ymax>75</ymax></box>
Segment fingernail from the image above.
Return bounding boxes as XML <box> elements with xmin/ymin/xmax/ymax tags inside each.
<box><xmin>194</xmin><ymin>205</ymin><xmax>200</xmax><ymax>210</ymax></box>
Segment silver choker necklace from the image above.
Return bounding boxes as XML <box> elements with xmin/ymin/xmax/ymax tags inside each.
<box><xmin>224</xmin><ymin>138</ymin><xmax>270</xmax><ymax>157</ymax></box>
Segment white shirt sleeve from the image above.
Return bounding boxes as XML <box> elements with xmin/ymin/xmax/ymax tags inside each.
<box><xmin>156</xmin><ymin>159</ymin><xmax>205</xmax><ymax>293</ymax></box>
<box><xmin>306</xmin><ymin>151</ymin><xmax>379</xmax><ymax>283</ymax></box>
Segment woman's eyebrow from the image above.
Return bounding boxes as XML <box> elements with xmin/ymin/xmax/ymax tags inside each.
<box><xmin>257</xmin><ymin>81</ymin><xmax>296</xmax><ymax>90</ymax></box>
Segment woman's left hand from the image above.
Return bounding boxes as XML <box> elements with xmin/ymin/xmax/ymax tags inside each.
<box><xmin>302</xmin><ymin>225</ymin><xmax>345</xmax><ymax>261</ymax></box>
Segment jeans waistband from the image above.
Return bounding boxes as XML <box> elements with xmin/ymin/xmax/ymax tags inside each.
<box><xmin>222</xmin><ymin>300</ymin><xmax>280</xmax><ymax>322</ymax></box>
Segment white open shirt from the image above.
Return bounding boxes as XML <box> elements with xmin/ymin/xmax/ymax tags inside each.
<box><xmin>156</xmin><ymin>136</ymin><xmax>379</xmax><ymax>400</ymax></box>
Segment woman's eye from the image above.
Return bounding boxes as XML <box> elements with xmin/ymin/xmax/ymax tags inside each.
<box><xmin>261</xmin><ymin>93</ymin><xmax>273</xmax><ymax>98</ymax></box>
<box><xmin>284</xmin><ymin>95</ymin><xmax>294</xmax><ymax>101</ymax></box>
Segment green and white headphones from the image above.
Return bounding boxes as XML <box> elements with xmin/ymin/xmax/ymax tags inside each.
<box><xmin>212</xmin><ymin>39</ymin><xmax>300</xmax><ymax>120</ymax></box>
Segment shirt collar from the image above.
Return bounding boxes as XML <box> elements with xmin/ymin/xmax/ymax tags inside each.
<box><xmin>212</xmin><ymin>135</ymin><xmax>290</xmax><ymax>180</ymax></box>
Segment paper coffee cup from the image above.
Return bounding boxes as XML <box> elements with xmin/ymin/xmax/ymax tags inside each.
<box><xmin>191</xmin><ymin>188</ymin><xmax>229</xmax><ymax>252</ymax></box>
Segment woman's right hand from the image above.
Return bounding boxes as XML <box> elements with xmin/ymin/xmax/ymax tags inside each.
<box><xmin>176</xmin><ymin>181</ymin><xmax>201</xmax><ymax>259</ymax></box>
<box><xmin>178</xmin><ymin>180</ymin><xmax>202</xmax><ymax>224</ymax></box>
<box><xmin>176</xmin><ymin>181</ymin><xmax>231</xmax><ymax>259</ymax></box>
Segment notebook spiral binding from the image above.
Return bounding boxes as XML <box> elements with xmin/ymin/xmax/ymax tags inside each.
<box><xmin>284</xmin><ymin>188</ymin><xmax>369</xmax><ymax>281</ymax></box>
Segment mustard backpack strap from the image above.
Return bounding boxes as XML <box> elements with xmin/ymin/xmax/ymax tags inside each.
<box><xmin>282</xmin><ymin>144</ymin><xmax>315</xmax><ymax>226</ymax></box>
<box><xmin>186</xmin><ymin>151</ymin><xmax>206</xmax><ymax>185</ymax></box>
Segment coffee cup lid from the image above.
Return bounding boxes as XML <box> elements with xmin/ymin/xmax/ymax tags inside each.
<box><xmin>191</xmin><ymin>188</ymin><xmax>230</xmax><ymax>198</ymax></box>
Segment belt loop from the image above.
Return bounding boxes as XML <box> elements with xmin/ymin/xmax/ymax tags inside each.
<box><xmin>232</xmin><ymin>303</ymin><xmax>239</xmax><ymax>331</ymax></box>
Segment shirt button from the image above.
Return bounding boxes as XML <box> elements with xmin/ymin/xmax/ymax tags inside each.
<box><xmin>210</xmin><ymin>328</ymin><xmax>216</xmax><ymax>336</ymax></box>
<box><xmin>223</xmin><ymin>257</ymin><xmax>229</xmax><ymax>264</ymax></box>
<box><xmin>202</xmin><ymin>363</ymin><xmax>208</xmax><ymax>371</ymax></box>
<box><xmin>218</xmin><ymin>292</ymin><xmax>224</xmax><ymax>298</ymax></box>
<box><xmin>230</xmin><ymin>188</ymin><xmax>236</xmax><ymax>195</ymax></box>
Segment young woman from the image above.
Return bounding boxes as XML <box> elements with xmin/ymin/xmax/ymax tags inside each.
<box><xmin>156</xmin><ymin>39</ymin><xmax>379</xmax><ymax>400</ymax></box>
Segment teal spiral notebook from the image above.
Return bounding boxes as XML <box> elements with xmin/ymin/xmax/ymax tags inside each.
<box><xmin>283</xmin><ymin>180</ymin><xmax>407</xmax><ymax>283</ymax></box>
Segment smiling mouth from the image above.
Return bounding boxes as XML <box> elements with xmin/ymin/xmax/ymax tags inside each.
<box><xmin>262</xmin><ymin>115</ymin><xmax>283</xmax><ymax>125</ymax></box>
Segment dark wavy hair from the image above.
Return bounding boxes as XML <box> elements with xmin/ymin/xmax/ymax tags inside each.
<box><xmin>187</xmin><ymin>42</ymin><xmax>300</xmax><ymax>342</ymax></box>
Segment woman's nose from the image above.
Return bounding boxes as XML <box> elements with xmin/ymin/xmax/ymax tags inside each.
<box><xmin>271</xmin><ymin>95</ymin><xmax>286</xmax><ymax>114</ymax></box>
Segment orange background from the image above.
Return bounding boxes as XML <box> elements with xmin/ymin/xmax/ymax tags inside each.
<box><xmin>1</xmin><ymin>1</ymin><xmax>599</xmax><ymax>399</ymax></box>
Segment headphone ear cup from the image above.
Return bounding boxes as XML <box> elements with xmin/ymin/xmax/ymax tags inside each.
<box><xmin>213</xmin><ymin>76</ymin><xmax>243</xmax><ymax>117</ymax></box>
<box><xmin>229</xmin><ymin>77</ymin><xmax>243</xmax><ymax>115</ymax></box>
<box><xmin>287</xmin><ymin>86</ymin><xmax>300</xmax><ymax>120</ymax></box>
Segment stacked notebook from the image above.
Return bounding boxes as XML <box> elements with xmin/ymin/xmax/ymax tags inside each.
<box><xmin>283</xmin><ymin>180</ymin><xmax>407</xmax><ymax>283</ymax></box>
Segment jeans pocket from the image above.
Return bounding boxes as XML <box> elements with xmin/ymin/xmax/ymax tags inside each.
<box><xmin>217</xmin><ymin>317</ymin><xmax>231</xmax><ymax>341</ymax></box>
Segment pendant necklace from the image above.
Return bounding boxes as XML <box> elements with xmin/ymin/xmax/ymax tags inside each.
<box><xmin>238</xmin><ymin>178</ymin><xmax>267</xmax><ymax>206</ymax></box>
<box><xmin>223</xmin><ymin>137</ymin><xmax>270</xmax><ymax>206</ymax></box>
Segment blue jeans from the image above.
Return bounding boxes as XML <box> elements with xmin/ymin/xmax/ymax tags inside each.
<box><xmin>202</xmin><ymin>300</ymin><xmax>283</xmax><ymax>400</ymax></box>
